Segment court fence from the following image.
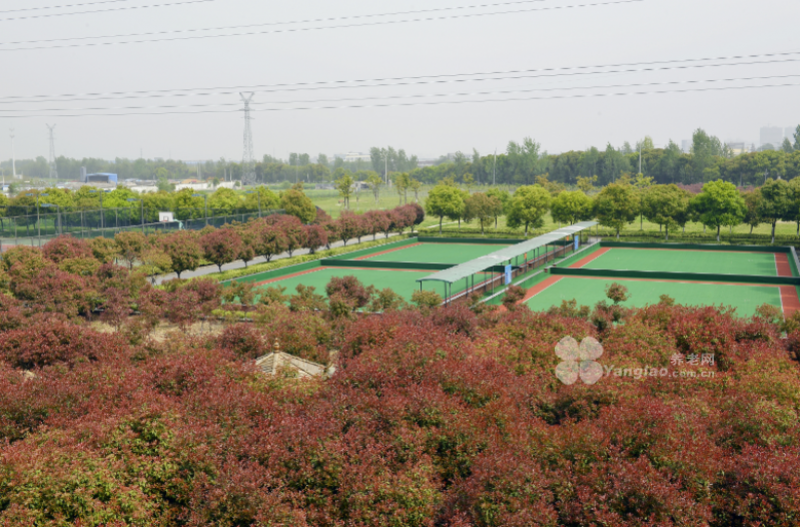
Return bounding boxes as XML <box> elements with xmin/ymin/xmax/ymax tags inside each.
<box><xmin>0</xmin><ymin>206</ymin><xmax>284</xmax><ymax>248</ymax></box>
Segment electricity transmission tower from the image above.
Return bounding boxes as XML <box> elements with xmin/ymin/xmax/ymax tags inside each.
<box><xmin>47</xmin><ymin>124</ymin><xmax>58</xmax><ymax>179</ymax></box>
<box><xmin>240</xmin><ymin>93</ymin><xmax>256</xmax><ymax>184</ymax></box>
<box><xmin>9</xmin><ymin>128</ymin><xmax>17</xmax><ymax>178</ymax></box>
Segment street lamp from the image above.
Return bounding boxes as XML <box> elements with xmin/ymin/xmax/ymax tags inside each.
<box><xmin>193</xmin><ymin>193</ymin><xmax>209</xmax><ymax>226</ymax></box>
<box><xmin>89</xmin><ymin>189</ymin><xmax>105</xmax><ymax>230</ymax></box>
<box><xmin>25</xmin><ymin>192</ymin><xmax>41</xmax><ymax>246</ymax></box>
<box><xmin>245</xmin><ymin>189</ymin><xmax>262</xmax><ymax>218</ymax></box>
<box><xmin>127</xmin><ymin>198</ymin><xmax>144</xmax><ymax>233</ymax></box>
<box><xmin>40</xmin><ymin>203</ymin><xmax>61</xmax><ymax>235</ymax></box>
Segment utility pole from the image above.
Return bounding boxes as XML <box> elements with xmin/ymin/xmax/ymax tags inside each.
<box><xmin>240</xmin><ymin>92</ymin><xmax>256</xmax><ymax>184</ymax></box>
<box><xmin>47</xmin><ymin>124</ymin><xmax>58</xmax><ymax>179</ymax></box>
<box><xmin>9</xmin><ymin>129</ymin><xmax>16</xmax><ymax>179</ymax></box>
<box><xmin>638</xmin><ymin>143</ymin><xmax>642</xmax><ymax>175</ymax></box>
<box><xmin>493</xmin><ymin>148</ymin><xmax>497</xmax><ymax>186</ymax></box>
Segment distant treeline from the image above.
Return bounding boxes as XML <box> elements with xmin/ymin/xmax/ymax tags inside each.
<box><xmin>5</xmin><ymin>127</ymin><xmax>799</xmax><ymax>186</ymax></box>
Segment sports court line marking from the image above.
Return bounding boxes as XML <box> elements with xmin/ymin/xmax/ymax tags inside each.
<box><xmin>609</xmin><ymin>248</ymin><xmax>773</xmax><ymax>255</ymax></box>
<box><xmin>355</xmin><ymin>242</ymin><xmax>422</xmax><ymax>261</ymax></box>
<box><xmin>776</xmin><ymin>253</ymin><xmax>793</xmax><ymax>277</ymax></box>
<box><xmin>570</xmin><ymin>247</ymin><xmax>610</xmax><ymax>269</ymax></box>
<box><xmin>519</xmin><ymin>276</ymin><xmax>564</xmax><ymax>304</ymax></box>
<box><xmin>253</xmin><ymin>267</ymin><xmax>326</xmax><ymax>287</ymax></box>
<box><xmin>781</xmin><ymin>286</ymin><xmax>800</xmax><ymax>317</ymax></box>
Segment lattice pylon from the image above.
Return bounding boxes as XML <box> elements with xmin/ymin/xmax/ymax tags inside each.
<box><xmin>240</xmin><ymin>93</ymin><xmax>256</xmax><ymax>184</ymax></box>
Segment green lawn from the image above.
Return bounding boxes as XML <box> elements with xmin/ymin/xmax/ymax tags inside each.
<box><xmin>365</xmin><ymin>242</ymin><xmax>510</xmax><ymax>265</ymax></box>
<box><xmin>584</xmin><ymin>248</ymin><xmax>779</xmax><ymax>276</ymax></box>
<box><xmin>255</xmin><ymin>266</ymin><xmax>488</xmax><ymax>301</ymax></box>
<box><xmin>524</xmin><ymin>276</ymin><xmax>783</xmax><ymax>317</ymax></box>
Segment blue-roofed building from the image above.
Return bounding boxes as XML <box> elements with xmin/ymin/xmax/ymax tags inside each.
<box><xmin>85</xmin><ymin>173</ymin><xmax>118</xmax><ymax>185</ymax></box>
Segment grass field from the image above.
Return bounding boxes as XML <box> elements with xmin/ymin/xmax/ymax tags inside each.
<box><xmin>254</xmin><ymin>266</ymin><xmax>492</xmax><ymax>301</ymax></box>
<box><xmin>583</xmin><ymin>248</ymin><xmax>780</xmax><ymax>276</ymax></box>
<box><xmin>364</xmin><ymin>242</ymin><xmax>510</xmax><ymax>265</ymax></box>
<box><xmin>524</xmin><ymin>276</ymin><xmax>784</xmax><ymax>317</ymax></box>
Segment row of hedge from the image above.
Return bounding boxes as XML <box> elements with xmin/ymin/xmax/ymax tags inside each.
<box><xmin>206</xmin><ymin>234</ymin><xmax>414</xmax><ymax>284</ymax></box>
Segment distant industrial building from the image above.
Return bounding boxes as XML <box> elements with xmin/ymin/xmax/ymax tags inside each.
<box><xmin>336</xmin><ymin>152</ymin><xmax>372</xmax><ymax>163</ymax></box>
<box><xmin>760</xmin><ymin>126</ymin><xmax>784</xmax><ymax>148</ymax></box>
<box><xmin>85</xmin><ymin>172</ymin><xmax>118</xmax><ymax>185</ymax></box>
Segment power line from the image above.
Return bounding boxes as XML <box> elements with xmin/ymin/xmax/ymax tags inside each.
<box><xmin>0</xmin><ymin>0</ymin><xmax>645</xmax><ymax>50</ymax></box>
<box><xmin>2</xmin><ymin>74</ymin><xmax>798</xmax><ymax>113</ymax></box>
<box><xmin>2</xmin><ymin>50</ymin><xmax>798</xmax><ymax>103</ymax></box>
<box><xmin>0</xmin><ymin>0</ymin><xmax>550</xmax><ymax>42</ymax></box>
<box><xmin>0</xmin><ymin>0</ymin><xmax>216</xmax><ymax>22</ymax></box>
<box><xmin>0</xmin><ymin>82</ymin><xmax>796</xmax><ymax>118</ymax></box>
<box><xmin>0</xmin><ymin>0</ymin><xmax>132</xmax><ymax>14</ymax></box>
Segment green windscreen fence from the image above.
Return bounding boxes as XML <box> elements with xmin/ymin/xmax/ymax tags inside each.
<box><xmin>549</xmin><ymin>267</ymin><xmax>800</xmax><ymax>287</ymax></box>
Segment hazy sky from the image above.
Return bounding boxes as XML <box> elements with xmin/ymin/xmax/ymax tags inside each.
<box><xmin>1</xmin><ymin>0</ymin><xmax>799</xmax><ymax>162</ymax></box>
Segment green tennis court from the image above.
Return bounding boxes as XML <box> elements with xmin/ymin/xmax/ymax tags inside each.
<box><xmin>255</xmin><ymin>266</ymin><xmax>495</xmax><ymax>301</ymax></box>
<box><xmin>524</xmin><ymin>276</ymin><xmax>782</xmax><ymax>317</ymax></box>
<box><xmin>365</xmin><ymin>242</ymin><xmax>511</xmax><ymax>265</ymax></box>
<box><xmin>584</xmin><ymin>248</ymin><xmax>778</xmax><ymax>276</ymax></box>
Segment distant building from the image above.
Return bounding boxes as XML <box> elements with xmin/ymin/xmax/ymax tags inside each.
<box><xmin>85</xmin><ymin>172</ymin><xmax>118</xmax><ymax>185</ymax></box>
<box><xmin>336</xmin><ymin>152</ymin><xmax>372</xmax><ymax>163</ymax></box>
<box><xmin>787</xmin><ymin>127</ymin><xmax>797</xmax><ymax>140</ymax></box>
<box><xmin>727</xmin><ymin>142</ymin><xmax>747</xmax><ymax>155</ymax></box>
<box><xmin>681</xmin><ymin>140</ymin><xmax>692</xmax><ymax>154</ymax></box>
<box><xmin>760</xmin><ymin>126</ymin><xmax>784</xmax><ymax>148</ymax></box>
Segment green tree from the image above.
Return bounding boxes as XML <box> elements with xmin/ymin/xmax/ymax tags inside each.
<box><xmin>506</xmin><ymin>185</ymin><xmax>552</xmax><ymax>235</ymax></box>
<box><xmin>463</xmin><ymin>193</ymin><xmax>502</xmax><ymax>235</ymax></box>
<box><xmin>593</xmin><ymin>183</ymin><xmax>639</xmax><ymax>239</ymax></box>
<box><xmin>794</xmin><ymin>125</ymin><xmax>800</xmax><ymax>151</ymax></box>
<box><xmin>782</xmin><ymin>138</ymin><xmax>795</xmax><ymax>154</ymax></box>
<box><xmin>551</xmin><ymin>190</ymin><xmax>593</xmax><ymax>225</ymax></box>
<box><xmin>335</xmin><ymin>172</ymin><xmax>355</xmax><ymax>209</ymax></box>
<box><xmin>393</xmin><ymin>172</ymin><xmax>411</xmax><ymax>204</ymax></box>
<box><xmin>576</xmin><ymin>175</ymin><xmax>597</xmax><ymax>193</ymax></box>
<box><xmin>425</xmin><ymin>184</ymin><xmax>465</xmax><ymax>234</ymax></box>
<box><xmin>485</xmin><ymin>188</ymin><xmax>510</xmax><ymax>228</ymax></box>
<box><xmin>366</xmin><ymin>173</ymin><xmax>383</xmax><ymax>206</ymax></box>
<box><xmin>208</xmin><ymin>188</ymin><xmax>241</xmax><ymax>216</ymax></box>
<box><xmin>242</xmin><ymin>186</ymin><xmax>279</xmax><ymax>213</ymax></box>
<box><xmin>641</xmin><ymin>184</ymin><xmax>690</xmax><ymax>241</ymax></box>
<box><xmin>690</xmin><ymin>180</ymin><xmax>746</xmax><ymax>241</ymax></box>
<box><xmin>409</xmin><ymin>178</ymin><xmax>422</xmax><ymax>203</ymax></box>
<box><xmin>281</xmin><ymin>188</ymin><xmax>317</xmax><ymax>224</ymax></box>
<box><xmin>743</xmin><ymin>189</ymin><xmax>763</xmax><ymax>234</ymax></box>
<box><xmin>758</xmin><ymin>178</ymin><xmax>794</xmax><ymax>244</ymax></box>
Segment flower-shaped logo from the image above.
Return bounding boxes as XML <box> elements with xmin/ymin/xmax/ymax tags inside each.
<box><xmin>555</xmin><ymin>337</ymin><xmax>604</xmax><ymax>385</ymax></box>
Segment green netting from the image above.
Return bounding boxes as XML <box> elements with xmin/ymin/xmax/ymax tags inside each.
<box><xmin>586</xmin><ymin>248</ymin><xmax>779</xmax><ymax>276</ymax></box>
<box><xmin>550</xmin><ymin>267</ymin><xmax>800</xmax><ymax>286</ymax></box>
<box><xmin>601</xmin><ymin>241</ymin><xmax>791</xmax><ymax>253</ymax></box>
<box><xmin>365</xmin><ymin>242</ymin><xmax>511</xmax><ymax>265</ymax></box>
<box><xmin>525</xmin><ymin>277</ymin><xmax>783</xmax><ymax>317</ymax></box>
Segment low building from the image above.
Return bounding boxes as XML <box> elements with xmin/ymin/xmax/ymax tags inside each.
<box><xmin>85</xmin><ymin>172</ymin><xmax>118</xmax><ymax>185</ymax></box>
